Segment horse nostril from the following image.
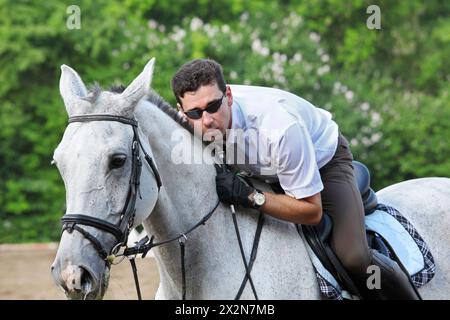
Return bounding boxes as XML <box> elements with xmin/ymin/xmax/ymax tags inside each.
<box><xmin>59</xmin><ymin>265</ymin><xmax>90</xmax><ymax>292</ymax></box>
<box><xmin>79</xmin><ymin>266</ymin><xmax>97</xmax><ymax>295</ymax></box>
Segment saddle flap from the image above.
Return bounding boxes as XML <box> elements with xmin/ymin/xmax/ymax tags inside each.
<box><xmin>353</xmin><ymin>161</ymin><xmax>370</xmax><ymax>195</ymax></box>
<box><xmin>363</xmin><ymin>189</ymin><xmax>378</xmax><ymax>215</ymax></box>
<box><xmin>316</xmin><ymin>213</ymin><xmax>333</xmax><ymax>242</ymax></box>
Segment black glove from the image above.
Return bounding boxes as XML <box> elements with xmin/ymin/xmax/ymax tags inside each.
<box><xmin>214</xmin><ymin>164</ymin><xmax>255</xmax><ymax>208</ymax></box>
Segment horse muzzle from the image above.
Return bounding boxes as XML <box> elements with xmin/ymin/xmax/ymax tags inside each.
<box><xmin>51</xmin><ymin>258</ymin><xmax>109</xmax><ymax>300</ymax></box>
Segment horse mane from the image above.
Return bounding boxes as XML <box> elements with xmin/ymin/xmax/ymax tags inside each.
<box><xmin>104</xmin><ymin>84</ymin><xmax>195</xmax><ymax>135</ymax></box>
<box><xmin>145</xmin><ymin>91</ymin><xmax>195</xmax><ymax>135</ymax></box>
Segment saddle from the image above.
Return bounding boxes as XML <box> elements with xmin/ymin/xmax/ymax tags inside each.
<box><xmin>267</xmin><ymin>161</ymin><xmax>427</xmax><ymax>299</ymax></box>
<box><xmin>295</xmin><ymin>161</ymin><xmax>433</xmax><ymax>299</ymax></box>
<box><xmin>241</xmin><ymin>161</ymin><xmax>434</xmax><ymax>299</ymax></box>
<box><xmin>245</xmin><ymin>161</ymin><xmax>379</xmax><ymax>296</ymax></box>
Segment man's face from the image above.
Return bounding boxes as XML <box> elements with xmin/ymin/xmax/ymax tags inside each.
<box><xmin>178</xmin><ymin>83</ymin><xmax>232</xmax><ymax>141</ymax></box>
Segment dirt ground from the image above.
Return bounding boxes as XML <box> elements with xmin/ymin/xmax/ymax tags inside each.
<box><xmin>0</xmin><ymin>243</ymin><xmax>160</xmax><ymax>300</ymax></box>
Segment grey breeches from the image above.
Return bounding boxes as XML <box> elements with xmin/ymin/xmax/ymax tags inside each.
<box><xmin>319</xmin><ymin>132</ymin><xmax>371</xmax><ymax>278</ymax></box>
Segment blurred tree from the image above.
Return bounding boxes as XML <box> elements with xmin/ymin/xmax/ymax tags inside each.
<box><xmin>0</xmin><ymin>0</ymin><xmax>448</xmax><ymax>242</ymax></box>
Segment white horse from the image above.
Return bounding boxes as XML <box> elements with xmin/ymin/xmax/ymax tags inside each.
<box><xmin>51</xmin><ymin>59</ymin><xmax>450</xmax><ymax>300</ymax></box>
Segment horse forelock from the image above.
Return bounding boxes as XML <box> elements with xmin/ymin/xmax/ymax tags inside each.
<box><xmin>73</xmin><ymin>83</ymin><xmax>134</xmax><ymax>118</ymax></box>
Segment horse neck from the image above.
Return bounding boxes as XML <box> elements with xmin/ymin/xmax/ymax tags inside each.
<box><xmin>134</xmin><ymin>99</ymin><xmax>219</xmax><ymax>227</ymax></box>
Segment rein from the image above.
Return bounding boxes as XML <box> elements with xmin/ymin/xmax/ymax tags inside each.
<box><xmin>59</xmin><ymin>114</ymin><xmax>265</xmax><ymax>300</ymax></box>
<box><xmin>114</xmin><ymin>199</ymin><xmax>221</xmax><ymax>299</ymax></box>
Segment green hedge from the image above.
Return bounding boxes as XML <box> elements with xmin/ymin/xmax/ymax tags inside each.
<box><xmin>1</xmin><ymin>0</ymin><xmax>448</xmax><ymax>242</ymax></box>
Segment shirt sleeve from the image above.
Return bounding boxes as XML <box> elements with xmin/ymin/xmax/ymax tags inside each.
<box><xmin>275</xmin><ymin>122</ymin><xmax>323</xmax><ymax>199</ymax></box>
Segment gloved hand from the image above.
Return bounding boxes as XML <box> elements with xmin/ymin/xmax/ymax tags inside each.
<box><xmin>214</xmin><ymin>164</ymin><xmax>255</xmax><ymax>208</ymax></box>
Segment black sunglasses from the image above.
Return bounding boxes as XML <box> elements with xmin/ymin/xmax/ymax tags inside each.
<box><xmin>182</xmin><ymin>93</ymin><xmax>225</xmax><ymax>120</ymax></box>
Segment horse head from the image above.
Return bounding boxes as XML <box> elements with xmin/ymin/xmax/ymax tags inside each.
<box><xmin>50</xmin><ymin>59</ymin><xmax>160</xmax><ymax>299</ymax></box>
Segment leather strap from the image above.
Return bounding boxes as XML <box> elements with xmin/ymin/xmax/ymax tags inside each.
<box><xmin>62</xmin><ymin>214</ymin><xmax>122</xmax><ymax>240</ymax></box>
<box><xmin>301</xmin><ymin>224</ymin><xmax>362</xmax><ymax>297</ymax></box>
<box><xmin>235</xmin><ymin>212</ymin><xmax>265</xmax><ymax>300</ymax></box>
<box><xmin>67</xmin><ymin>225</ymin><xmax>109</xmax><ymax>261</ymax></box>
<box><xmin>230</xmin><ymin>206</ymin><xmax>259</xmax><ymax>300</ymax></box>
<box><xmin>69</xmin><ymin>115</ymin><xmax>138</xmax><ymax>127</ymax></box>
<box><xmin>129</xmin><ymin>258</ymin><xmax>142</xmax><ymax>300</ymax></box>
<box><xmin>179</xmin><ymin>238</ymin><xmax>186</xmax><ymax>300</ymax></box>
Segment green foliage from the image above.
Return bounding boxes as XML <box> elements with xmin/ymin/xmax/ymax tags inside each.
<box><xmin>0</xmin><ymin>0</ymin><xmax>448</xmax><ymax>242</ymax></box>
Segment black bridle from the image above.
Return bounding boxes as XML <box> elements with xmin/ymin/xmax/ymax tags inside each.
<box><xmin>61</xmin><ymin>115</ymin><xmax>162</xmax><ymax>263</ymax></box>
<box><xmin>59</xmin><ymin>114</ymin><xmax>264</xmax><ymax>300</ymax></box>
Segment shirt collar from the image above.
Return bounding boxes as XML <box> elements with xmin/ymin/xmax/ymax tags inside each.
<box><xmin>226</xmin><ymin>100</ymin><xmax>246</xmax><ymax>144</ymax></box>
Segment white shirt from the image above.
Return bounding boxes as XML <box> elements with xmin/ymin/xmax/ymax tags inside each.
<box><xmin>225</xmin><ymin>85</ymin><xmax>339</xmax><ymax>199</ymax></box>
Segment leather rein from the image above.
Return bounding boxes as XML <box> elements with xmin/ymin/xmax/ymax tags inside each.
<box><xmin>59</xmin><ymin>114</ymin><xmax>264</xmax><ymax>300</ymax></box>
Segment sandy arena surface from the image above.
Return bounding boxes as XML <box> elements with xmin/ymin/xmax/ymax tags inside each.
<box><xmin>0</xmin><ymin>243</ymin><xmax>160</xmax><ymax>300</ymax></box>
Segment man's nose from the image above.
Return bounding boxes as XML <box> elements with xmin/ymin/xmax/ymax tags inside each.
<box><xmin>202</xmin><ymin>111</ymin><xmax>214</xmax><ymax>127</ymax></box>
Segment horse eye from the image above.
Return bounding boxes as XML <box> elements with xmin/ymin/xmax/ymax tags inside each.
<box><xmin>110</xmin><ymin>154</ymin><xmax>127</xmax><ymax>169</ymax></box>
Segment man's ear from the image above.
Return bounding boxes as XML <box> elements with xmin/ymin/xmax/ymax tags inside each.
<box><xmin>177</xmin><ymin>103</ymin><xmax>187</xmax><ymax>119</ymax></box>
<box><xmin>225</xmin><ymin>85</ymin><xmax>233</xmax><ymax>107</ymax></box>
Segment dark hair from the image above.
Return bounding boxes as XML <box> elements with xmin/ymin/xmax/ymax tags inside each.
<box><xmin>171</xmin><ymin>58</ymin><xmax>226</xmax><ymax>106</ymax></box>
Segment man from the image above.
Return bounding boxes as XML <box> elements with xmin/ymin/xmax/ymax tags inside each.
<box><xmin>171</xmin><ymin>58</ymin><xmax>419</xmax><ymax>300</ymax></box>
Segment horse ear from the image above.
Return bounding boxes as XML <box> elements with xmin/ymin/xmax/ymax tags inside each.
<box><xmin>59</xmin><ymin>64</ymin><xmax>88</xmax><ymax>115</ymax></box>
<box><xmin>121</xmin><ymin>58</ymin><xmax>155</xmax><ymax>106</ymax></box>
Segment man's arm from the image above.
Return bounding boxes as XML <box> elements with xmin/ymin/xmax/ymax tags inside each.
<box><xmin>259</xmin><ymin>191</ymin><xmax>322</xmax><ymax>225</ymax></box>
<box><xmin>215</xmin><ymin>165</ymin><xmax>323</xmax><ymax>225</ymax></box>
<box><xmin>261</xmin><ymin>122</ymin><xmax>323</xmax><ymax>225</ymax></box>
